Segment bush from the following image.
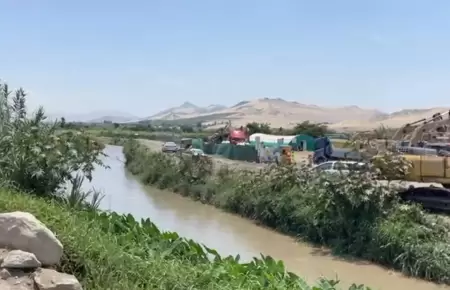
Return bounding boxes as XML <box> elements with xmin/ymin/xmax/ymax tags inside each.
<box><xmin>0</xmin><ymin>188</ymin><xmax>372</xmax><ymax>289</ymax></box>
<box><xmin>0</xmin><ymin>81</ymin><xmax>105</xmax><ymax>200</ymax></box>
<box><xmin>124</xmin><ymin>139</ymin><xmax>450</xmax><ymax>284</ymax></box>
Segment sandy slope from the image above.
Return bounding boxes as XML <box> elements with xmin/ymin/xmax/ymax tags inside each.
<box><xmin>148</xmin><ymin>98</ymin><xmax>450</xmax><ymax>131</ymax></box>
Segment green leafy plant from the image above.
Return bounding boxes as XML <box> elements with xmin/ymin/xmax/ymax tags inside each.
<box><xmin>0</xmin><ymin>80</ymin><xmax>105</xmax><ymax>201</ymax></box>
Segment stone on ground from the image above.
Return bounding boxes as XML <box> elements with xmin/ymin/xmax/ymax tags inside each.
<box><xmin>1</xmin><ymin>250</ymin><xmax>41</xmax><ymax>269</ymax></box>
<box><xmin>33</xmin><ymin>268</ymin><xmax>83</xmax><ymax>290</ymax></box>
<box><xmin>0</xmin><ymin>211</ymin><xmax>63</xmax><ymax>266</ymax></box>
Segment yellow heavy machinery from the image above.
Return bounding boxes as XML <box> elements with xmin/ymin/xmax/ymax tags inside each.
<box><xmin>394</xmin><ymin>154</ymin><xmax>450</xmax><ymax>211</ymax></box>
<box><xmin>405</xmin><ymin>154</ymin><xmax>450</xmax><ymax>185</ymax></box>
<box><xmin>352</xmin><ymin>110</ymin><xmax>450</xmax><ymax>210</ymax></box>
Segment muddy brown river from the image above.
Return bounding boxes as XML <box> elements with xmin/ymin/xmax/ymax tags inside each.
<box><xmin>83</xmin><ymin>145</ymin><xmax>448</xmax><ymax>290</ymax></box>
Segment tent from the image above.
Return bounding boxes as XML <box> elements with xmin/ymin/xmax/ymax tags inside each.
<box><xmin>248</xmin><ymin>133</ymin><xmax>315</xmax><ymax>151</ymax></box>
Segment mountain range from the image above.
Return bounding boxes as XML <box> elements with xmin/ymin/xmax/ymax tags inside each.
<box><xmin>46</xmin><ymin>111</ymin><xmax>140</xmax><ymax>123</ymax></box>
<box><xmin>142</xmin><ymin>98</ymin><xmax>449</xmax><ymax>131</ymax></box>
<box><xmin>49</xmin><ymin>98</ymin><xmax>450</xmax><ymax>131</ymax></box>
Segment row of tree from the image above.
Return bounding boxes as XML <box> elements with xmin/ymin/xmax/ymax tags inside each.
<box><xmin>61</xmin><ymin>118</ymin><xmax>338</xmax><ymax>138</ymax></box>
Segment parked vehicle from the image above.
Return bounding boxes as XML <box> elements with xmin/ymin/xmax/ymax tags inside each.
<box><xmin>312</xmin><ymin>160</ymin><xmax>368</xmax><ymax>174</ymax></box>
<box><xmin>161</xmin><ymin>142</ymin><xmax>179</xmax><ymax>153</ymax></box>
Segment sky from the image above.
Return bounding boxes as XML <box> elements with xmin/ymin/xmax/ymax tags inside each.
<box><xmin>1</xmin><ymin>0</ymin><xmax>450</xmax><ymax>117</ymax></box>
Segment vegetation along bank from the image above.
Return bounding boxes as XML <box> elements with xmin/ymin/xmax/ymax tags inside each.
<box><xmin>0</xmin><ymin>80</ymin><xmax>372</xmax><ymax>288</ymax></box>
<box><xmin>123</xmin><ymin>139</ymin><xmax>450</xmax><ymax>285</ymax></box>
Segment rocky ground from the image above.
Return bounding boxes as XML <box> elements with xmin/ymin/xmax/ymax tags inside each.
<box><xmin>0</xmin><ymin>211</ymin><xmax>82</xmax><ymax>290</ymax></box>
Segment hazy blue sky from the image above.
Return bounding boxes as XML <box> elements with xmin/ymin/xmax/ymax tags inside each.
<box><xmin>1</xmin><ymin>0</ymin><xmax>449</xmax><ymax>116</ymax></box>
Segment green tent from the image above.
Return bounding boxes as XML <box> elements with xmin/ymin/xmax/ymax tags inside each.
<box><xmin>290</xmin><ymin>134</ymin><xmax>315</xmax><ymax>151</ymax></box>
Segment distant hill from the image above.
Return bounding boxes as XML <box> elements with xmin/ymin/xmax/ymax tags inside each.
<box><xmin>144</xmin><ymin>98</ymin><xmax>450</xmax><ymax>131</ymax></box>
<box><xmin>49</xmin><ymin>99</ymin><xmax>450</xmax><ymax>131</ymax></box>
<box><xmin>146</xmin><ymin>102</ymin><xmax>227</xmax><ymax>120</ymax></box>
<box><xmin>331</xmin><ymin>107</ymin><xmax>450</xmax><ymax>130</ymax></box>
<box><xmin>47</xmin><ymin>111</ymin><xmax>140</xmax><ymax>123</ymax></box>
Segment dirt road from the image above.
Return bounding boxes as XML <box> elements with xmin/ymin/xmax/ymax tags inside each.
<box><xmin>137</xmin><ymin>139</ymin><xmax>311</xmax><ymax>171</ymax></box>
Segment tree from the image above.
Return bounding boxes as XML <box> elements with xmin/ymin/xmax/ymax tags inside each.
<box><xmin>60</xmin><ymin>117</ymin><xmax>66</xmax><ymax>128</ymax></box>
<box><xmin>196</xmin><ymin>121</ymin><xmax>203</xmax><ymax>130</ymax></box>
<box><xmin>180</xmin><ymin>125</ymin><xmax>194</xmax><ymax>133</ymax></box>
<box><xmin>292</xmin><ymin>121</ymin><xmax>329</xmax><ymax>137</ymax></box>
<box><xmin>113</xmin><ymin>123</ymin><xmax>120</xmax><ymax>129</ymax></box>
<box><xmin>246</xmin><ymin>122</ymin><xmax>271</xmax><ymax>135</ymax></box>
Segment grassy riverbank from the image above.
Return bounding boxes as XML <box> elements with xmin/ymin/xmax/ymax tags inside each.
<box><xmin>123</xmin><ymin>140</ymin><xmax>450</xmax><ymax>285</ymax></box>
<box><xmin>0</xmin><ymin>188</ymin><xmax>371</xmax><ymax>290</ymax></box>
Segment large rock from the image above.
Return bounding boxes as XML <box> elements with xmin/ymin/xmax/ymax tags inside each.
<box><xmin>1</xmin><ymin>250</ymin><xmax>41</xmax><ymax>269</ymax></box>
<box><xmin>33</xmin><ymin>268</ymin><xmax>82</xmax><ymax>290</ymax></box>
<box><xmin>0</xmin><ymin>212</ymin><xmax>63</xmax><ymax>266</ymax></box>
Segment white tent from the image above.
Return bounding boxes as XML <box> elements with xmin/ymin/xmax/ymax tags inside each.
<box><xmin>249</xmin><ymin>133</ymin><xmax>296</xmax><ymax>145</ymax></box>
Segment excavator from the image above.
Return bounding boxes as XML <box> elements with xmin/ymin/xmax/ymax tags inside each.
<box><xmin>392</xmin><ymin>110</ymin><xmax>450</xmax><ymax>144</ymax></box>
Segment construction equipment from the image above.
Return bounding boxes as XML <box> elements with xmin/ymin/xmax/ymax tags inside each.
<box><xmin>207</xmin><ymin>121</ymin><xmax>249</xmax><ymax>145</ymax></box>
<box><xmin>391</xmin><ymin>154</ymin><xmax>450</xmax><ymax>211</ymax></box>
<box><xmin>313</xmin><ymin>133</ymin><xmax>450</xmax><ymax>211</ymax></box>
<box><xmin>391</xmin><ymin>110</ymin><xmax>450</xmax><ymax>145</ymax></box>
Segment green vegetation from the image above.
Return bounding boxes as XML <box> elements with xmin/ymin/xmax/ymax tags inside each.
<box><xmin>124</xmin><ymin>140</ymin><xmax>450</xmax><ymax>285</ymax></box>
<box><xmin>1</xmin><ymin>189</ymin><xmax>373</xmax><ymax>289</ymax></box>
<box><xmin>88</xmin><ymin>128</ymin><xmax>210</xmax><ymax>142</ymax></box>
<box><xmin>0</xmin><ymin>81</ymin><xmax>105</xmax><ymax>198</ymax></box>
<box><xmin>139</xmin><ymin>112</ymin><xmax>232</xmax><ymax>127</ymax></box>
<box><xmin>0</xmin><ymin>80</ymin><xmax>373</xmax><ymax>288</ymax></box>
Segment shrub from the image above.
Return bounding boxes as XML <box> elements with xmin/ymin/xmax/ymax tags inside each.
<box><xmin>0</xmin><ymin>81</ymin><xmax>105</xmax><ymax>201</ymax></box>
<box><xmin>123</xmin><ymin>139</ymin><xmax>450</xmax><ymax>284</ymax></box>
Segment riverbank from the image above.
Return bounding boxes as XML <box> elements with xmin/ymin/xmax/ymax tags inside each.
<box><xmin>0</xmin><ymin>188</ymin><xmax>371</xmax><ymax>289</ymax></box>
<box><xmin>123</xmin><ymin>139</ymin><xmax>450</xmax><ymax>285</ymax></box>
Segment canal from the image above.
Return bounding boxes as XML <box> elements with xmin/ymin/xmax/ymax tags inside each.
<box><xmin>83</xmin><ymin>145</ymin><xmax>447</xmax><ymax>290</ymax></box>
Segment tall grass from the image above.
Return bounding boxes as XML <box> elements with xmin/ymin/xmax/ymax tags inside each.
<box><xmin>124</xmin><ymin>139</ymin><xmax>450</xmax><ymax>284</ymax></box>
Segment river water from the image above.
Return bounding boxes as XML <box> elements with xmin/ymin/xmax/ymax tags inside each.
<box><xmin>82</xmin><ymin>145</ymin><xmax>448</xmax><ymax>290</ymax></box>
